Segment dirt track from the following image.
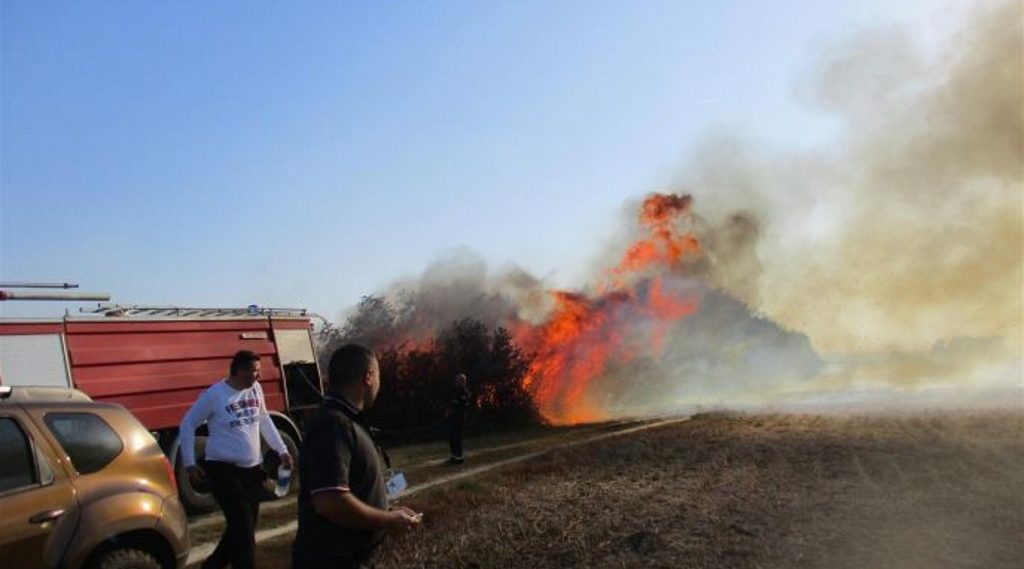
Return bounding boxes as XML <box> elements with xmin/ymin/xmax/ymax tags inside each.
<box><xmin>256</xmin><ymin>412</ymin><xmax>1022</xmax><ymax>568</ymax></box>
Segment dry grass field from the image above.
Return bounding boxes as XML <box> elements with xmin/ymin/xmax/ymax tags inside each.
<box><xmin>255</xmin><ymin>412</ymin><xmax>1022</xmax><ymax>568</ymax></box>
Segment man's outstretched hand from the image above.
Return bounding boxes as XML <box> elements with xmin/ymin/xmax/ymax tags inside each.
<box><xmin>387</xmin><ymin>506</ymin><xmax>423</xmax><ymax>532</ymax></box>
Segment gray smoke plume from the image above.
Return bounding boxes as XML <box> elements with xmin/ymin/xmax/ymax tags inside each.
<box><xmin>645</xmin><ymin>0</ymin><xmax>1023</xmax><ymax>407</ymax></box>
<box><xmin>678</xmin><ymin>0</ymin><xmax>1022</xmax><ymax>359</ymax></box>
<box><xmin>335</xmin><ymin>1</ymin><xmax>1022</xmax><ymax>416</ymax></box>
<box><xmin>335</xmin><ymin>249</ymin><xmax>551</xmax><ymax>346</ymax></box>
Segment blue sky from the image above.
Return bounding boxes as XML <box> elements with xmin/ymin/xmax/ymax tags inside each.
<box><xmin>1</xmin><ymin>1</ymin><xmax>960</xmax><ymax>320</ymax></box>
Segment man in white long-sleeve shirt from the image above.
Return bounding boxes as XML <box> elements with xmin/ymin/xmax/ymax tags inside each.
<box><xmin>179</xmin><ymin>349</ymin><xmax>293</xmax><ymax>569</ymax></box>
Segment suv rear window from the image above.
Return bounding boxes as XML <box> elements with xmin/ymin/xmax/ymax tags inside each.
<box><xmin>0</xmin><ymin>418</ymin><xmax>36</xmax><ymax>492</ymax></box>
<box><xmin>45</xmin><ymin>413</ymin><xmax>123</xmax><ymax>474</ymax></box>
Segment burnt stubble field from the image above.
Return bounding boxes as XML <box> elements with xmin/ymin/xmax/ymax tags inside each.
<box><xmin>264</xmin><ymin>412</ymin><xmax>1023</xmax><ymax>568</ymax></box>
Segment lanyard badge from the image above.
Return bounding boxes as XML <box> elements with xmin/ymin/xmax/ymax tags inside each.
<box><xmin>385</xmin><ymin>469</ymin><xmax>408</xmax><ymax>498</ymax></box>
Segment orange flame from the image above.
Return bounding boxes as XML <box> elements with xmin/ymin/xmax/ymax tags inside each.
<box><xmin>612</xmin><ymin>194</ymin><xmax>699</xmax><ymax>280</ymax></box>
<box><xmin>512</xmin><ymin>291</ymin><xmax>631</xmax><ymax>424</ymax></box>
<box><xmin>515</xmin><ymin>193</ymin><xmax>703</xmax><ymax>424</ymax></box>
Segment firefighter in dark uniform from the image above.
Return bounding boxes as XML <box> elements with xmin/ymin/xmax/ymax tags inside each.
<box><xmin>448</xmin><ymin>373</ymin><xmax>470</xmax><ymax>464</ymax></box>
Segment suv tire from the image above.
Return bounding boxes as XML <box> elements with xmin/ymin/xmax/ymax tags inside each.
<box><xmin>91</xmin><ymin>548</ymin><xmax>163</xmax><ymax>569</ymax></box>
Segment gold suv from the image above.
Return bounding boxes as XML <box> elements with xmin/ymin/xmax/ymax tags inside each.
<box><xmin>0</xmin><ymin>386</ymin><xmax>189</xmax><ymax>569</ymax></box>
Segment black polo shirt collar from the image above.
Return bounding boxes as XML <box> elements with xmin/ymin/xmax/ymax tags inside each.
<box><xmin>323</xmin><ymin>394</ymin><xmax>361</xmax><ymax>417</ymax></box>
<box><xmin>322</xmin><ymin>394</ymin><xmax>391</xmax><ymax>468</ymax></box>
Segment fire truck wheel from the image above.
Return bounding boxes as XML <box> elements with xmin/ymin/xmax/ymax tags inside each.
<box><xmin>261</xmin><ymin>429</ymin><xmax>300</xmax><ymax>497</ymax></box>
<box><xmin>175</xmin><ymin>439</ymin><xmax>218</xmax><ymax>515</ymax></box>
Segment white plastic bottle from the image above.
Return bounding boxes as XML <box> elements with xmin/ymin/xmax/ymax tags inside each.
<box><xmin>274</xmin><ymin>465</ymin><xmax>292</xmax><ymax>498</ymax></box>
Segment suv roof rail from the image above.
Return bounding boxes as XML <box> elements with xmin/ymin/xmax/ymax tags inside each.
<box><xmin>0</xmin><ymin>386</ymin><xmax>93</xmax><ymax>402</ymax></box>
<box><xmin>82</xmin><ymin>304</ymin><xmax>310</xmax><ymax>318</ymax></box>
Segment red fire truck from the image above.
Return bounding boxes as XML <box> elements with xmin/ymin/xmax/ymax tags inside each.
<box><xmin>0</xmin><ymin>303</ymin><xmax>325</xmax><ymax>514</ymax></box>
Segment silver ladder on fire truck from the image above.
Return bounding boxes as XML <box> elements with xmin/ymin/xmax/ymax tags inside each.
<box><xmin>85</xmin><ymin>303</ymin><xmax>312</xmax><ymax>317</ymax></box>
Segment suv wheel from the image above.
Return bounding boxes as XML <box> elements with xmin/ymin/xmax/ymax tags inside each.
<box><xmin>91</xmin><ymin>548</ymin><xmax>162</xmax><ymax>569</ymax></box>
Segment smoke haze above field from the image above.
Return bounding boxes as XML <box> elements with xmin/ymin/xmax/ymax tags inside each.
<box><xmin>674</xmin><ymin>0</ymin><xmax>1022</xmax><ymax>358</ymax></box>
<box><xmin>337</xmin><ymin>1</ymin><xmax>1022</xmax><ymax>418</ymax></box>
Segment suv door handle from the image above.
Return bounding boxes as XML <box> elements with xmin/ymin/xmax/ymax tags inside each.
<box><xmin>29</xmin><ymin>509</ymin><xmax>65</xmax><ymax>524</ymax></box>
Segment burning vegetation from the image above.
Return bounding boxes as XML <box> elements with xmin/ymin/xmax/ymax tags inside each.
<box><xmin>322</xmin><ymin>191</ymin><xmax>819</xmax><ymax>429</ymax></box>
<box><xmin>322</xmin><ymin>0</ymin><xmax>1022</xmax><ymax>430</ymax></box>
<box><xmin>510</xmin><ymin>193</ymin><xmax>703</xmax><ymax>424</ymax></box>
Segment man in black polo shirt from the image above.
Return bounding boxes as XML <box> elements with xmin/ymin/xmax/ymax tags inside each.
<box><xmin>293</xmin><ymin>344</ymin><xmax>421</xmax><ymax>569</ymax></box>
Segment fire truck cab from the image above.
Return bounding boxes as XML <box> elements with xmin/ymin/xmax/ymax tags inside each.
<box><xmin>0</xmin><ymin>305</ymin><xmax>325</xmax><ymax>514</ymax></box>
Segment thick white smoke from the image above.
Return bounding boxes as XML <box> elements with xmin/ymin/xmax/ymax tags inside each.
<box><xmin>678</xmin><ymin>1</ymin><xmax>1022</xmax><ymax>360</ymax></box>
<box><xmin>337</xmin><ymin>1</ymin><xmax>1022</xmax><ymax>416</ymax></box>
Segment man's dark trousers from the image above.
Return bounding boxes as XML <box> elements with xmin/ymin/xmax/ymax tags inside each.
<box><xmin>448</xmin><ymin>413</ymin><xmax>464</xmax><ymax>458</ymax></box>
<box><xmin>202</xmin><ymin>461</ymin><xmax>264</xmax><ymax>569</ymax></box>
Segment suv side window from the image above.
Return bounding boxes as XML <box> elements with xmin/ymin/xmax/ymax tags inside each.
<box><xmin>0</xmin><ymin>417</ymin><xmax>37</xmax><ymax>493</ymax></box>
<box><xmin>45</xmin><ymin>413</ymin><xmax>123</xmax><ymax>474</ymax></box>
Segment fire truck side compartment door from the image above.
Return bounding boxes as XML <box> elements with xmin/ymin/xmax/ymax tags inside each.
<box><xmin>275</xmin><ymin>329</ymin><xmax>315</xmax><ymax>365</ymax></box>
<box><xmin>0</xmin><ymin>335</ymin><xmax>71</xmax><ymax>388</ymax></box>
<box><xmin>274</xmin><ymin>329</ymin><xmax>322</xmax><ymax>407</ymax></box>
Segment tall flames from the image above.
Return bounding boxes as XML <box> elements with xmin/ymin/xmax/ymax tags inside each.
<box><xmin>615</xmin><ymin>194</ymin><xmax>700</xmax><ymax>277</ymax></box>
<box><xmin>335</xmin><ymin>2</ymin><xmax>1021</xmax><ymax>425</ymax></box>
<box><xmin>512</xmin><ymin>193</ymin><xmax>702</xmax><ymax>424</ymax></box>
